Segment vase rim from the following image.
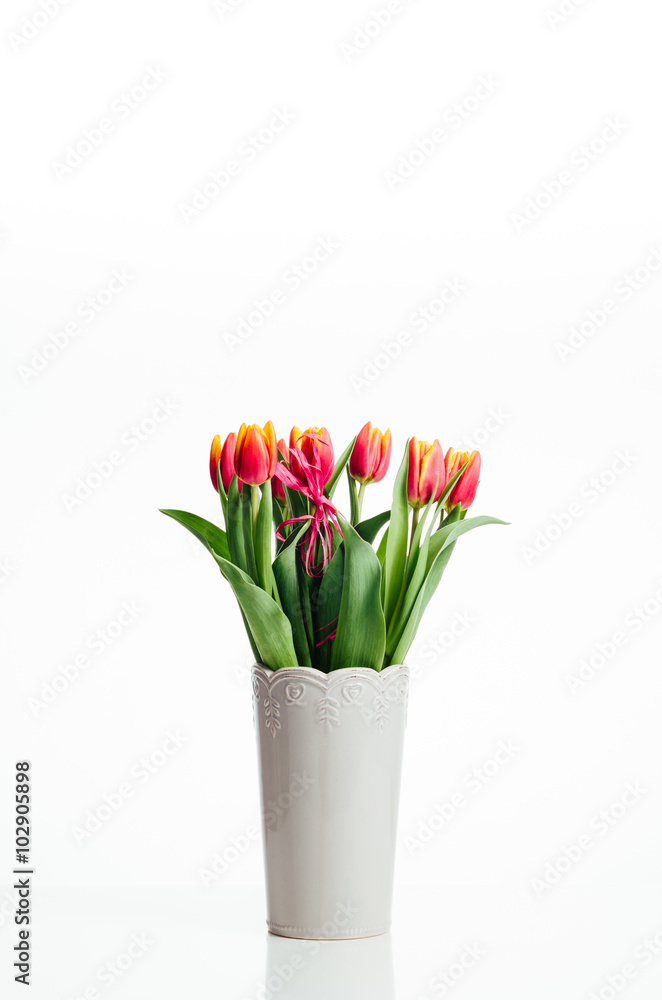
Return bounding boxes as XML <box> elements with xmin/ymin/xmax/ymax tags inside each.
<box><xmin>252</xmin><ymin>662</ymin><xmax>409</xmax><ymax>680</ymax></box>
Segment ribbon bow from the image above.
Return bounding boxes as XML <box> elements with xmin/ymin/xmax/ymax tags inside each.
<box><xmin>273</xmin><ymin>438</ymin><xmax>343</xmax><ymax>577</ymax></box>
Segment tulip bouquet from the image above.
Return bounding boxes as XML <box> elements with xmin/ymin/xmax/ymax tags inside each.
<box><xmin>161</xmin><ymin>422</ymin><xmax>505</xmax><ymax>672</ymax></box>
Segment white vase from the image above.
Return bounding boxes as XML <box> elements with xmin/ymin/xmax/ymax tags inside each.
<box><xmin>252</xmin><ymin>662</ymin><xmax>410</xmax><ymax>940</ymax></box>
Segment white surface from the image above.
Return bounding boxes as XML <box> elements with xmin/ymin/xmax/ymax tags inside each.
<box><xmin>1</xmin><ymin>0</ymin><xmax>662</xmax><ymax>995</ymax></box>
<box><xmin>23</xmin><ymin>885</ymin><xmax>662</xmax><ymax>998</ymax></box>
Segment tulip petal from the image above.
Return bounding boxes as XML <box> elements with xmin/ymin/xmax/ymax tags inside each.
<box><xmin>209</xmin><ymin>434</ymin><xmax>221</xmax><ymax>491</ymax></box>
<box><xmin>373</xmin><ymin>428</ymin><xmax>392</xmax><ymax>483</ymax></box>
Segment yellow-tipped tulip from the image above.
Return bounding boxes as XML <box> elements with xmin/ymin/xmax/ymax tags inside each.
<box><xmin>209</xmin><ymin>435</ymin><xmax>222</xmax><ymax>491</ymax></box>
<box><xmin>234</xmin><ymin>422</ymin><xmax>278</xmax><ymax>486</ymax></box>
<box><xmin>289</xmin><ymin>426</ymin><xmax>335</xmax><ymax>484</ymax></box>
<box><xmin>444</xmin><ymin>448</ymin><xmax>481</xmax><ymax>511</ymax></box>
<box><xmin>210</xmin><ymin>433</ymin><xmax>242</xmax><ymax>493</ymax></box>
<box><xmin>407</xmin><ymin>437</ymin><xmax>446</xmax><ymax>508</ymax></box>
<box><xmin>349</xmin><ymin>422</ymin><xmax>392</xmax><ymax>485</ymax></box>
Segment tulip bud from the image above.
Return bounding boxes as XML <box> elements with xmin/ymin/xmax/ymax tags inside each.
<box><xmin>407</xmin><ymin>437</ymin><xmax>446</xmax><ymax>508</ymax></box>
<box><xmin>210</xmin><ymin>433</ymin><xmax>243</xmax><ymax>493</ymax></box>
<box><xmin>235</xmin><ymin>421</ymin><xmax>277</xmax><ymax>487</ymax></box>
<box><xmin>273</xmin><ymin>438</ymin><xmax>290</xmax><ymax>505</ymax></box>
<box><xmin>209</xmin><ymin>435</ymin><xmax>222</xmax><ymax>492</ymax></box>
<box><xmin>444</xmin><ymin>449</ymin><xmax>481</xmax><ymax>511</ymax></box>
<box><xmin>221</xmin><ymin>432</ymin><xmax>242</xmax><ymax>493</ymax></box>
<box><xmin>289</xmin><ymin>426</ymin><xmax>335</xmax><ymax>484</ymax></box>
<box><xmin>349</xmin><ymin>422</ymin><xmax>392</xmax><ymax>485</ymax></box>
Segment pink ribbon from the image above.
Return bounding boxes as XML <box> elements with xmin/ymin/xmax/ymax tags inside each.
<box><xmin>273</xmin><ymin>439</ymin><xmax>343</xmax><ymax>577</ymax></box>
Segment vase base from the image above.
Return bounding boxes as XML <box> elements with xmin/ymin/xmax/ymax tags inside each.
<box><xmin>267</xmin><ymin>921</ymin><xmax>391</xmax><ymax>941</ymax></box>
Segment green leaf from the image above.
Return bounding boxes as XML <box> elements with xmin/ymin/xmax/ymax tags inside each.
<box><xmin>211</xmin><ymin>551</ymin><xmax>298</xmax><ymax>670</ymax></box>
<box><xmin>325</xmin><ymin>436</ymin><xmax>357</xmax><ymax>500</ymax></box>
<box><xmin>272</xmin><ymin>524</ymin><xmax>312</xmax><ymax>666</ymax></box>
<box><xmin>284</xmin><ymin>483</ymin><xmax>308</xmax><ymax>520</ymax></box>
<box><xmin>390</xmin><ymin>515</ymin><xmax>508</xmax><ymax>665</ymax></box>
<box><xmin>440</xmin><ymin>504</ymin><xmax>462</xmax><ymax>531</ymax></box>
<box><xmin>255</xmin><ymin>480</ymin><xmax>277</xmax><ymax>599</ymax></box>
<box><xmin>313</xmin><ymin>544</ymin><xmax>344</xmax><ymax>673</ymax></box>
<box><xmin>404</xmin><ymin>485</ymin><xmax>439</xmax><ymax>588</ymax></box>
<box><xmin>225</xmin><ymin>476</ymin><xmax>246</xmax><ymax>571</ymax></box>
<box><xmin>241</xmin><ymin>486</ymin><xmax>258</xmax><ymax>584</ymax></box>
<box><xmin>425</xmin><ymin>515</ymin><xmax>506</xmax><ymax>573</ymax></box>
<box><xmin>382</xmin><ymin>441</ymin><xmax>410</xmax><ymax>627</ymax></box>
<box><xmin>159</xmin><ymin>508</ymin><xmax>230</xmax><ymax>562</ymax></box>
<box><xmin>214</xmin><ymin>462</ymin><xmax>228</xmax><ymax>524</ymax></box>
<box><xmin>298</xmin><ymin>561</ymin><xmax>318</xmax><ymax>657</ymax></box>
<box><xmin>159</xmin><ymin>507</ymin><xmax>260</xmax><ymax>661</ymax></box>
<box><xmin>238</xmin><ymin>609</ymin><xmax>260</xmax><ymax>663</ymax></box>
<box><xmin>347</xmin><ymin>467</ymin><xmax>360</xmax><ymax>525</ymax></box>
<box><xmin>329</xmin><ymin>517</ymin><xmax>386</xmax><ymax>671</ymax></box>
<box><xmin>376</xmin><ymin>526</ymin><xmax>389</xmax><ymax>567</ymax></box>
<box><xmin>386</xmin><ymin>497</ymin><xmax>440</xmax><ymax>658</ymax></box>
<box><xmin>272</xmin><ymin>495</ymin><xmax>285</xmax><ymax>538</ymax></box>
<box><xmin>356</xmin><ymin>509</ymin><xmax>390</xmax><ymax>544</ymax></box>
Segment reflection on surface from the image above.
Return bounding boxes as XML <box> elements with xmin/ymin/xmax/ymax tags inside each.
<box><xmin>244</xmin><ymin>930</ymin><xmax>395</xmax><ymax>999</ymax></box>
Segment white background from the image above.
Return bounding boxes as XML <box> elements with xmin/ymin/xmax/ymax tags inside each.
<box><xmin>1</xmin><ymin>0</ymin><xmax>662</xmax><ymax>996</ymax></box>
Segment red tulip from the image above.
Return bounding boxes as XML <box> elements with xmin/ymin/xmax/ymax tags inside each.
<box><xmin>289</xmin><ymin>426</ymin><xmax>334</xmax><ymax>484</ymax></box>
<box><xmin>235</xmin><ymin>421</ymin><xmax>277</xmax><ymax>486</ymax></box>
<box><xmin>273</xmin><ymin>438</ymin><xmax>290</xmax><ymax>504</ymax></box>
<box><xmin>407</xmin><ymin>437</ymin><xmax>446</xmax><ymax>508</ymax></box>
<box><xmin>444</xmin><ymin>449</ymin><xmax>481</xmax><ymax>511</ymax></box>
<box><xmin>210</xmin><ymin>433</ymin><xmax>243</xmax><ymax>493</ymax></box>
<box><xmin>349</xmin><ymin>422</ymin><xmax>392</xmax><ymax>485</ymax></box>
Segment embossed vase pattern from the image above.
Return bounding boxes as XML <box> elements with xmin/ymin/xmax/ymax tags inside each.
<box><xmin>252</xmin><ymin>663</ymin><xmax>410</xmax><ymax>940</ymax></box>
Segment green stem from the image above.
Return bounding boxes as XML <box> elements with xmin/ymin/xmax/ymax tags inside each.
<box><xmin>357</xmin><ymin>482</ymin><xmax>366</xmax><ymax>523</ymax></box>
<box><xmin>408</xmin><ymin>507</ymin><xmax>419</xmax><ymax>556</ymax></box>
<box><xmin>251</xmin><ymin>485</ymin><xmax>260</xmax><ymax>534</ymax></box>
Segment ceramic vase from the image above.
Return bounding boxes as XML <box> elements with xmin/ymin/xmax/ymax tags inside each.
<box><xmin>252</xmin><ymin>662</ymin><xmax>409</xmax><ymax>940</ymax></box>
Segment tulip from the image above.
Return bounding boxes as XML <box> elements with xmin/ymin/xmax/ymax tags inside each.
<box><xmin>289</xmin><ymin>426</ymin><xmax>334</xmax><ymax>484</ymax></box>
<box><xmin>209</xmin><ymin>435</ymin><xmax>222</xmax><ymax>492</ymax></box>
<box><xmin>407</xmin><ymin>437</ymin><xmax>446</xmax><ymax>509</ymax></box>
<box><xmin>273</xmin><ymin>438</ymin><xmax>290</xmax><ymax>505</ymax></box>
<box><xmin>209</xmin><ymin>432</ymin><xmax>242</xmax><ymax>493</ymax></box>
<box><xmin>234</xmin><ymin>421</ymin><xmax>277</xmax><ymax>487</ymax></box>
<box><xmin>210</xmin><ymin>433</ymin><xmax>243</xmax><ymax>493</ymax></box>
<box><xmin>349</xmin><ymin>422</ymin><xmax>392</xmax><ymax>485</ymax></box>
<box><xmin>444</xmin><ymin>449</ymin><xmax>481</xmax><ymax>511</ymax></box>
<box><xmin>221</xmin><ymin>432</ymin><xmax>242</xmax><ymax>493</ymax></box>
